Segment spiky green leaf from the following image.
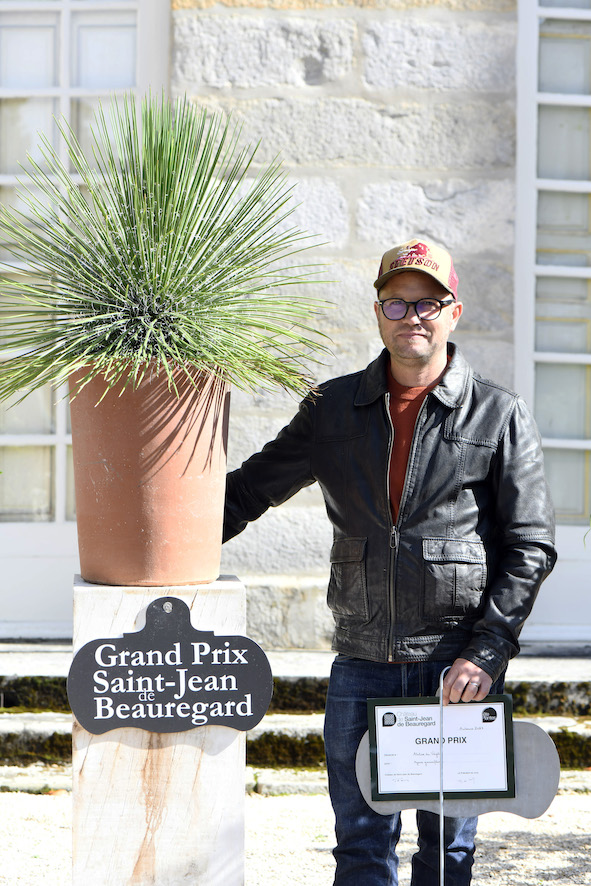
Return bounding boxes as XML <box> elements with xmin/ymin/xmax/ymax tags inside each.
<box><xmin>0</xmin><ymin>93</ymin><xmax>331</xmax><ymax>401</ymax></box>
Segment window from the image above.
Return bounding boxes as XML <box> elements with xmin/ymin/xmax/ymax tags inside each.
<box><xmin>0</xmin><ymin>1</ymin><xmax>168</xmax><ymax>634</ymax></box>
<box><xmin>0</xmin><ymin>0</ymin><xmax>169</xmax><ymax>526</ymax></box>
<box><xmin>515</xmin><ymin>1</ymin><xmax>591</xmax><ymax>527</ymax></box>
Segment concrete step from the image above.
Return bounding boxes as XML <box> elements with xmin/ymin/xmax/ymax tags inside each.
<box><xmin>247</xmin><ymin>712</ymin><xmax>591</xmax><ymax>769</ymax></box>
<box><xmin>1</xmin><ymin>713</ymin><xmax>591</xmax><ymax>795</ymax></box>
<box><xmin>1</xmin><ymin>647</ymin><xmax>590</xmax><ymax>779</ymax></box>
<box><xmin>2</xmin><ymin>761</ymin><xmax>590</xmax><ymax>797</ymax></box>
<box><xmin>1</xmin><ymin>646</ymin><xmax>590</xmax><ymax>682</ymax></box>
<box><xmin>1</xmin><ymin>709</ymin><xmax>591</xmax><ymax>770</ymax></box>
<box><xmin>1</xmin><ymin>648</ymin><xmax>590</xmax><ymax>716</ymax></box>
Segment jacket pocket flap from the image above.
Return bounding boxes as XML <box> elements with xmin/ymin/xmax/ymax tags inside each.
<box><xmin>330</xmin><ymin>537</ymin><xmax>367</xmax><ymax>563</ymax></box>
<box><xmin>423</xmin><ymin>537</ymin><xmax>485</xmax><ymax>564</ymax></box>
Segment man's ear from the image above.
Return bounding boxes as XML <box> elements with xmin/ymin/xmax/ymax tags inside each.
<box><xmin>450</xmin><ymin>300</ymin><xmax>463</xmax><ymax>330</ymax></box>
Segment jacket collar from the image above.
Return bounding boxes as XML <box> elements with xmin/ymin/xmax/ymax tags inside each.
<box><xmin>354</xmin><ymin>343</ymin><xmax>471</xmax><ymax>409</ymax></box>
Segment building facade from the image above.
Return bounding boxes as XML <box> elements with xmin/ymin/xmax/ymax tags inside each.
<box><xmin>0</xmin><ymin>0</ymin><xmax>588</xmax><ymax>650</ymax></box>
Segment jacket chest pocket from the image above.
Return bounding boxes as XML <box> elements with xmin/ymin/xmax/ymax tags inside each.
<box><xmin>327</xmin><ymin>537</ymin><xmax>369</xmax><ymax>626</ymax></box>
<box><xmin>421</xmin><ymin>537</ymin><xmax>487</xmax><ymax>619</ymax></box>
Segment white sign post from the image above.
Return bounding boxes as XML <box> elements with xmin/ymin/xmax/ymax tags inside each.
<box><xmin>71</xmin><ymin>575</ymin><xmax>250</xmax><ymax>886</ymax></box>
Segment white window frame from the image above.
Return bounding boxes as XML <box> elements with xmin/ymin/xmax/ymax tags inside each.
<box><xmin>515</xmin><ymin>0</ymin><xmax>591</xmax><ymax>644</ymax></box>
<box><xmin>0</xmin><ymin>0</ymin><xmax>170</xmax><ymax>636</ymax></box>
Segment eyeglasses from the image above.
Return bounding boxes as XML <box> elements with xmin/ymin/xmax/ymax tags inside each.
<box><xmin>376</xmin><ymin>297</ymin><xmax>454</xmax><ymax>321</ymax></box>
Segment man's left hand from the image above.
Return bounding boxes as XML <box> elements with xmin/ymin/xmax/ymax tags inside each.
<box><xmin>441</xmin><ymin>658</ymin><xmax>492</xmax><ymax>706</ymax></box>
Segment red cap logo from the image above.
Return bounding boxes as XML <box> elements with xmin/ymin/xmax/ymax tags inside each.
<box><xmin>391</xmin><ymin>242</ymin><xmax>438</xmax><ymax>273</ymax></box>
<box><xmin>399</xmin><ymin>242</ymin><xmax>429</xmax><ymax>261</ymax></box>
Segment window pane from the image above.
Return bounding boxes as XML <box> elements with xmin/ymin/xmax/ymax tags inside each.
<box><xmin>0</xmin><ymin>16</ymin><xmax>58</xmax><ymax>88</ymax></box>
<box><xmin>536</xmin><ymin>282</ymin><xmax>591</xmax><ymax>353</ymax></box>
<box><xmin>537</xmin><ymin>276</ymin><xmax>589</xmax><ymax>301</ymax></box>
<box><xmin>535</xmin><ymin>10</ymin><xmax>591</xmax><ymax>526</ymax></box>
<box><xmin>538</xmin><ymin>107</ymin><xmax>591</xmax><ymax>180</ymax></box>
<box><xmin>536</xmin><ymin>245</ymin><xmax>591</xmax><ymax>268</ymax></box>
<box><xmin>0</xmin><ymin>387</ymin><xmax>54</xmax><ymax>433</ymax></box>
<box><xmin>543</xmin><ymin>448</ymin><xmax>590</xmax><ymax>524</ymax></box>
<box><xmin>0</xmin><ymin>187</ymin><xmax>54</xmax><ymax>263</ymax></box>
<box><xmin>71</xmin><ymin>97</ymin><xmax>116</xmax><ymax>162</ymax></box>
<box><xmin>536</xmin><ymin>191</ymin><xmax>591</xmax><ymax>271</ymax></box>
<box><xmin>66</xmin><ymin>444</ymin><xmax>75</xmax><ymax>521</ymax></box>
<box><xmin>539</xmin><ymin>20</ymin><xmax>591</xmax><ymax>95</ymax></box>
<box><xmin>538</xmin><ymin>191</ymin><xmax>590</xmax><ymax>232</ymax></box>
<box><xmin>72</xmin><ymin>14</ymin><xmax>136</xmax><ymax>89</ymax></box>
<box><xmin>540</xmin><ymin>0</ymin><xmax>591</xmax><ymax>7</ymax></box>
<box><xmin>0</xmin><ymin>446</ymin><xmax>53</xmax><ymax>521</ymax></box>
<box><xmin>536</xmin><ymin>278</ymin><xmax>591</xmax><ymax>352</ymax></box>
<box><xmin>535</xmin><ymin>363</ymin><xmax>591</xmax><ymax>438</ymax></box>
<box><xmin>0</xmin><ymin>1</ymin><xmax>144</xmax><ymax>533</ymax></box>
<box><xmin>536</xmin><ymin>312</ymin><xmax>591</xmax><ymax>353</ymax></box>
<box><xmin>0</xmin><ymin>99</ymin><xmax>57</xmax><ymax>175</ymax></box>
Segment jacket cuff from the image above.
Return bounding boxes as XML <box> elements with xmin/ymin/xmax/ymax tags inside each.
<box><xmin>458</xmin><ymin>643</ymin><xmax>513</xmax><ymax>683</ymax></box>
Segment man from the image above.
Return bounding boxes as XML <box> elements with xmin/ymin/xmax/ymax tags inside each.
<box><xmin>223</xmin><ymin>238</ymin><xmax>556</xmax><ymax>885</ymax></box>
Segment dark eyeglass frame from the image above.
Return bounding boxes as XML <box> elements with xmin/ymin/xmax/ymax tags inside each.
<box><xmin>376</xmin><ymin>296</ymin><xmax>455</xmax><ymax>321</ymax></box>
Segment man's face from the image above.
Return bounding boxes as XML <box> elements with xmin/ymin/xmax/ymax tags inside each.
<box><xmin>374</xmin><ymin>270</ymin><xmax>462</xmax><ymax>373</ymax></box>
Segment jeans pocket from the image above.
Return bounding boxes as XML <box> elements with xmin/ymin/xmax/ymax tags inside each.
<box><xmin>327</xmin><ymin>536</ymin><xmax>369</xmax><ymax>626</ymax></box>
<box><xmin>422</xmin><ymin>537</ymin><xmax>487</xmax><ymax>619</ymax></box>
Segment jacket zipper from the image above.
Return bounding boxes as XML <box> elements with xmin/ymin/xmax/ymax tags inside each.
<box><xmin>383</xmin><ymin>394</ymin><xmax>397</xmax><ymax>662</ymax></box>
<box><xmin>385</xmin><ymin>393</ymin><xmax>430</xmax><ymax>662</ymax></box>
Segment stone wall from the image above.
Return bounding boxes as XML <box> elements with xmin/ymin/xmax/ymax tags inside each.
<box><xmin>170</xmin><ymin>0</ymin><xmax>518</xmax><ymax>648</ymax></box>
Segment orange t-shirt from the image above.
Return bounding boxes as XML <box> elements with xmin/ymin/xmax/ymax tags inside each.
<box><xmin>387</xmin><ymin>365</ymin><xmax>438</xmax><ymax>522</ymax></box>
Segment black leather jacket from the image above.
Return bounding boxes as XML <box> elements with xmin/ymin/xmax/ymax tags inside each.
<box><xmin>224</xmin><ymin>345</ymin><xmax>557</xmax><ymax>681</ymax></box>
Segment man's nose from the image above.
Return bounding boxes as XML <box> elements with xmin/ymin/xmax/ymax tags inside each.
<box><xmin>403</xmin><ymin>305</ymin><xmax>423</xmax><ymax>323</ymax></box>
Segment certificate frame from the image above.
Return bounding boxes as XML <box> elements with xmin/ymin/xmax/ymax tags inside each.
<box><xmin>367</xmin><ymin>695</ymin><xmax>515</xmax><ymax>802</ymax></box>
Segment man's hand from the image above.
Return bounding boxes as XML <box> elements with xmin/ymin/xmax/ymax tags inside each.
<box><xmin>441</xmin><ymin>658</ymin><xmax>492</xmax><ymax>706</ymax></box>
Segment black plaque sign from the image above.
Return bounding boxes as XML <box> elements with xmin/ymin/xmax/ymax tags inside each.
<box><xmin>67</xmin><ymin>596</ymin><xmax>273</xmax><ymax>734</ymax></box>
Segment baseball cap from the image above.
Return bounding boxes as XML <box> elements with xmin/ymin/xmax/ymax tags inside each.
<box><xmin>374</xmin><ymin>238</ymin><xmax>459</xmax><ymax>300</ymax></box>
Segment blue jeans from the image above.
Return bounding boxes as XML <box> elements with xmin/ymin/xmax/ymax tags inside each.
<box><xmin>324</xmin><ymin>655</ymin><xmax>504</xmax><ymax>886</ymax></box>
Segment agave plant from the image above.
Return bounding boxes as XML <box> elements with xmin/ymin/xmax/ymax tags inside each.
<box><xmin>0</xmin><ymin>93</ymin><xmax>330</xmax><ymax>401</ymax></box>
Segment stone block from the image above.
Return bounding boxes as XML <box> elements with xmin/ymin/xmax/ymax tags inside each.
<box><xmin>315</xmin><ymin>336</ymin><xmax>381</xmax><ymax>382</ymax></box>
<box><xmin>455</xmin><ymin>259</ymin><xmax>513</xmax><ymax>335</ymax></box>
<box><xmin>221</xmin><ymin>500</ymin><xmax>332</xmax><ymax>574</ymax></box>
<box><xmin>286</xmin><ymin>176</ymin><xmax>350</xmax><ymax>248</ymax></box>
<box><xmin>241</xmin><ymin>574</ymin><xmax>333</xmax><ymax>649</ymax></box>
<box><xmin>172</xmin><ymin>2</ymin><xmax>516</xmax><ymax>12</ymax></box>
<box><xmin>363</xmin><ymin>17</ymin><xmax>516</xmax><ymax>92</ymax></box>
<box><xmin>356</xmin><ymin>178</ymin><xmax>515</xmax><ymax>254</ymax></box>
<box><xmin>242</xmin><ymin>257</ymin><xmax>377</xmax><ymax>351</ymax></box>
<box><xmin>452</xmin><ymin>333</ymin><xmax>514</xmax><ymax>390</ymax></box>
<box><xmin>188</xmin><ymin>97</ymin><xmax>515</xmax><ymax>170</ymax></box>
<box><xmin>173</xmin><ymin>12</ymin><xmax>355</xmax><ymax>88</ymax></box>
<box><xmin>314</xmin><ymin>260</ymin><xmax>378</xmax><ymax>334</ymax></box>
<box><xmin>229</xmin><ymin>383</ymin><xmax>299</xmax><ymax>414</ymax></box>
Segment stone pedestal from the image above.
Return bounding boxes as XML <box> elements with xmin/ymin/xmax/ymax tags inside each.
<box><xmin>71</xmin><ymin>575</ymin><xmax>246</xmax><ymax>886</ymax></box>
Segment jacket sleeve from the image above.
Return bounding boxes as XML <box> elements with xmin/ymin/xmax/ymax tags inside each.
<box><xmin>223</xmin><ymin>396</ymin><xmax>317</xmax><ymax>543</ymax></box>
<box><xmin>460</xmin><ymin>396</ymin><xmax>557</xmax><ymax>681</ymax></box>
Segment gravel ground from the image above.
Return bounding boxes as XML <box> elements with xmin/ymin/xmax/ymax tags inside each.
<box><xmin>0</xmin><ymin>789</ymin><xmax>590</xmax><ymax>885</ymax></box>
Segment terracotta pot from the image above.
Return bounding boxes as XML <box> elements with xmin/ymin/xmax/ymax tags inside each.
<box><xmin>69</xmin><ymin>367</ymin><xmax>230</xmax><ymax>586</ymax></box>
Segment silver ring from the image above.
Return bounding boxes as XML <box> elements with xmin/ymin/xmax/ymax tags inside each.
<box><xmin>468</xmin><ymin>682</ymin><xmax>480</xmax><ymax>687</ymax></box>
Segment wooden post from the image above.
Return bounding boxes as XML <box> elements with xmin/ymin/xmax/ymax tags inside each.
<box><xmin>71</xmin><ymin>575</ymin><xmax>246</xmax><ymax>886</ymax></box>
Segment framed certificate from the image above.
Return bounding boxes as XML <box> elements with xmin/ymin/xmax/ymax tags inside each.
<box><xmin>367</xmin><ymin>695</ymin><xmax>515</xmax><ymax>802</ymax></box>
